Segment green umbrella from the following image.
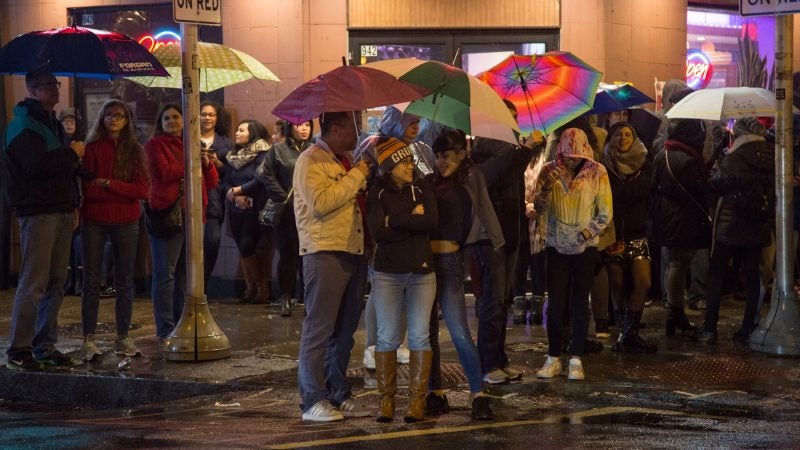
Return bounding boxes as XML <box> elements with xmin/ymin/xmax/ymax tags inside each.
<box><xmin>363</xmin><ymin>58</ymin><xmax>519</xmax><ymax>143</ymax></box>
<box><xmin>127</xmin><ymin>42</ymin><xmax>280</xmax><ymax>92</ymax></box>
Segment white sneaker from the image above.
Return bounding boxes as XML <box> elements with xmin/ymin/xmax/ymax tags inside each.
<box><xmin>82</xmin><ymin>335</ymin><xmax>103</xmax><ymax>362</ymax></box>
<box><xmin>363</xmin><ymin>345</ymin><xmax>376</xmax><ymax>369</ymax></box>
<box><xmin>337</xmin><ymin>398</ymin><xmax>371</xmax><ymax>417</ymax></box>
<box><xmin>301</xmin><ymin>400</ymin><xmax>343</xmax><ymax>422</ymax></box>
<box><xmin>568</xmin><ymin>358</ymin><xmax>585</xmax><ymax>381</ymax></box>
<box><xmin>396</xmin><ymin>345</ymin><xmax>410</xmax><ymax>364</ymax></box>
<box><xmin>536</xmin><ymin>356</ymin><xmax>562</xmax><ymax>379</ymax></box>
<box><xmin>482</xmin><ymin>368</ymin><xmax>510</xmax><ymax>384</ymax></box>
<box><xmin>115</xmin><ymin>336</ymin><xmax>141</xmax><ymax>357</ymax></box>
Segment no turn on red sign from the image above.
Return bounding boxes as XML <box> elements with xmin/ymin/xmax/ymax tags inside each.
<box><xmin>740</xmin><ymin>0</ymin><xmax>800</xmax><ymax>16</ymax></box>
<box><xmin>174</xmin><ymin>0</ymin><xmax>222</xmax><ymax>25</ymax></box>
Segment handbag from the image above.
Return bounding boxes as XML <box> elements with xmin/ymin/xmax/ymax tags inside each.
<box><xmin>143</xmin><ymin>181</ymin><xmax>184</xmax><ymax>238</ymax></box>
<box><xmin>259</xmin><ymin>188</ymin><xmax>293</xmax><ymax>227</ymax></box>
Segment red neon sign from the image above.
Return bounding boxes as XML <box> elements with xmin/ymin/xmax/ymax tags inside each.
<box><xmin>137</xmin><ymin>30</ymin><xmax>180</xmax><ymax>53</ymax></box>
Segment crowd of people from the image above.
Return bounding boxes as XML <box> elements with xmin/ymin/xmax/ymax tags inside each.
<box><xmin>0</xmin><ymin>70</ymin><xmax>787</xmax><ymax>425</ymax></box>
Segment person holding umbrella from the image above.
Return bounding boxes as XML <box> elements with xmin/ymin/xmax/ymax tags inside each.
<box><xmin>2</xmin><ymin>70</ymin><xmax>84</xmax><ymax>370</ymax></box>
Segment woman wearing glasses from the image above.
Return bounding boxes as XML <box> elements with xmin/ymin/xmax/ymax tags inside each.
<box><xmin>79</xmin><ymin>99</ymin><xmax>150</xmax><ymax>361</ymax></box>
<box><xmin>367</xmin><ymin>136</ymin><xmax>438</xmax><ymax>423</ymax></box>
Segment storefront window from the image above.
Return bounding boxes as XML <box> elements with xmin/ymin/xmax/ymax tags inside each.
<box><xmin>686</xmin><ymin>8</ymin><xmax>775</xmax><ymax>89</ymax></box>
<box><xmin>69</xmin><ymin>5</ymin><xmax>222</xmax><ymax>141</ymax></box>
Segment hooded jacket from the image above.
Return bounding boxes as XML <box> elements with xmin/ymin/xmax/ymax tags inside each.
<box><xmin>709</xmin><ymin>133</ymin><xmax>774</xmax><ymax>248</ymax></box>
<box><xmin>534</xmin><ymin>128</ymin><xmax>612</xmax><ymax>255</ymax></box>
<box><xmin>2</xmin><ymin>98</ymin><xmax>80</xmax><ymax>216</ymax></box>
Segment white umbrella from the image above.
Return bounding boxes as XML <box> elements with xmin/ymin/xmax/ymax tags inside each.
<box><xmin>666</xmin><ymin>87</ymin><xmax>776</xmax><ymax>121</ymax></box>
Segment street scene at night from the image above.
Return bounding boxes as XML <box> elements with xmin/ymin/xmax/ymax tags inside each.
<box><xmin>4</xmin><ymin>1</ymin><xmax>800</xmax><ymax>448</ymax></box>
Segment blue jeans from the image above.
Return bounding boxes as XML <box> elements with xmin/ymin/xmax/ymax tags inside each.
<box><xmin>431</xmin><ymin>251</ymin><xmax>484</xmax><ymax>393</ymax></box>
<box><xmin>372</xmin><ymin>271</ymin><xmax>435</xmax><ymax>352</ymax></box>
<box><xmin>81</xmin><ymin>221</ymin><xmax>138</xmax><ymax>336</ymax></box>
<box><xmin>298</xmin><ymin>252</ymin><xmax>367</xmax><ymax>412</ymax></box>
<box><xmin>149</xmin><ymin>232</ymin><xmax>186</xmax><ymax>338</ymax></box>
<box><xmin>7</xmin><ymin>213</ymin><xmax>73</xmax><ymax>358</ymax></box>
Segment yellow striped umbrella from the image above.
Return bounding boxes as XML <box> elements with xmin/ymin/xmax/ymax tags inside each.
<box><xmin>127</xmin><ymin>42</ymin><xmax>279</xmax><ymax>92</ymax></box>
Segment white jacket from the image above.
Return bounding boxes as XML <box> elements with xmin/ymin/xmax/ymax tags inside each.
<box><xmin>293</xmin><ymin>138</ymin><xmax>367</xmax><ymax>255</ymax></box>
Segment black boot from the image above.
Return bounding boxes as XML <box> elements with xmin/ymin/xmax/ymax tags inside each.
<box><xmin>280</xmin><ymin>293</ymin><xmax>292</xmax><ymax>317</ymax></box>
<box><xmin>512</xmin><ymin>296</ymin><xmax>527</xmax><ymax>325</ymax></box>
<box><xmin>665</xmin><ymin>306</ymin><xmax>699</xmax><ymax>340</ymax></box>
<box><xmin>529</xmin><ymin>295</ymin><xmax>543</xmax><ymax>325</ymax></box>
<box><xmin>612</xmin><ymin>309</ymin><xmax>657</xmax><ymax>353</ymax></box>
<box><xmin>64</xmin><ymin>266</ymin><xmax>75</xmax><ymax>296</ymax></box>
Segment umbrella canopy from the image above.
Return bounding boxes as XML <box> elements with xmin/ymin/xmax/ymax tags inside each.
<box><xmin>272</xmin><ymin>65</ymin><xmax>431</xmax><ymax>124</ymax></box>
<box><xmin>477</xmin><ymin>52</ymin><xmax>602</xmax><ymax>135</ymax></box>
<box><xmin>126</xmin><ymin>42</ymin><xmax>280</xmax><ymax>92</ymax></box>
<box><xmin>364</xmin><ymin>58</ymin><xmax>520</xmax><ymax>143</ymax></box>
<box><xmin>0</xmin><ymin>26</ymin><xmax>168</xmax><ymax>79</ymax></box>
<box><xmin>588</xmin><ymin>82</ymin><xmax>655</xmax><ymax>115</ymax></box>
<box><xmin>666</xmin><ymin>87</ymin><xmax>777</xmax><ymax>121</ymax></box>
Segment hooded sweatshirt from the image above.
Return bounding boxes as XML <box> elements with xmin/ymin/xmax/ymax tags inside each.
<box><xmin>534</xmin><ymin>128</ymin><xmax>612</xmax><ymax>255</ymax></box>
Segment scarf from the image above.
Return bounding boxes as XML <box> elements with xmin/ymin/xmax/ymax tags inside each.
<box><xmin>602</xmin><ymin>138</ymin><xmax>647</xmax><ymax>179</ymax></box>
<box><xmin>226</xmin><ymin>138</ymin><xmax>270</xmax><ymax>170</ymax></box>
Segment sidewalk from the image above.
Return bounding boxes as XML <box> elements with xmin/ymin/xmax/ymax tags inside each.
<box><xmin>1</xmin><ymin>288</ymin><xmax>798</xmax><ymax>409</ymax></box>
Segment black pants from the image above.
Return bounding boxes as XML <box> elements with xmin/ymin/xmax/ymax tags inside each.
<box><xmin>274</xmin><ymin>213</ymin><xmax>301</xmax><ymax>298</ymax></box>
<box><xmin>545</xmin><ymin>247</ymin><xmax>598</xmax><ymax>357</ymax></box>
<box><xmin>470</xmin><ymin>242</ymin><xmax>510</xmax><ymax>373</ymax></box>
<box><xmin>229</xmin><ymin>210</ymin><xmax>262</xmax><ymax>257</ymax></box>
<box><xmin>203</xmin><ymin>216</ymin><xmax>223</xmax><ymax>281</ymax></box>
<box><xmin>705</xmin><ymin>242</ymin><xmax>761</xmax><ymax>333</ymax></box>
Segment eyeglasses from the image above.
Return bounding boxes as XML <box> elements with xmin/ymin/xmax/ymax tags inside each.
<box><xmin>104</xmin><ymin>113</ymin><xmax>127</xmax><ymax>121</ymax></box>
<box><xmin>33</xmin><ymin>81</ymin><xmax>61</xmax><ymax>89</ymax></box>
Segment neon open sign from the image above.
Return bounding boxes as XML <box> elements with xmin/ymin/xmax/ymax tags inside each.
<box><xmin>686</xmin><ymin>49</ymin><xmax>713</xmax><ymax>90</ymax></box>
<box><xmin>137</xmin><ymin>30</ymin><xmax>180</xmax><ymax>53</ymax></box>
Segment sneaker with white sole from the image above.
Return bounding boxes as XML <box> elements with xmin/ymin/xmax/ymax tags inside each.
<box><xmin>568</xmin><ymin>358</ymin><xmax>585</xmax><ymax>381</ymax></box>
<box><xmin>397</xmin><ymin>345</ymin><xmax>410</xmax><ymax>364</ymax></box>
<box><xmin>482</xmin><ymin>368</ymin><xmax>510</xmax><ymax>384</ymax></box>
<box><xmin>363</xmin><ymin>345</ymin><xmax>376</xmax><ymax>369</ymax></box>
<box><xmin>82</xmin><ymin>335</ymin><xmax>103</xmax><ymax>362</ymax></box>
<box><xmin>301</xmin><ymin>400</ymin><xmax>343</xmax><ymax>422</ymax></box>
<box><xmin>536</xmin><ymin>356</ymin><xmax>562</xmax><ymax>379</ymax></box>
<box><xmin>337</xmin><ymin>398</ymin><xmax>371</xmax><ymax>417</ymax></box>
<box><xmin>115</xmin><ymin>336</ymin><xmax>141</xmax><ymax>357</ymax></box>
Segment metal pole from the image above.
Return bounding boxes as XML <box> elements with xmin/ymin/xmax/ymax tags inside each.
<box><xmin>750</xmin><ymin>13</ymin><xmax>800</xmax><ymax>355</ymax></box>
<box><xmin>163</xmin><ymin>22</ymin><xmax>230</xmax><ymax>361</ymax></box>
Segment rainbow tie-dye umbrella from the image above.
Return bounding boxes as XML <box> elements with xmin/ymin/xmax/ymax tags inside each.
<box><xmin>478</xmin><ymin>52</ymin><xmax>602</xmax><ymax>135</ymax></box>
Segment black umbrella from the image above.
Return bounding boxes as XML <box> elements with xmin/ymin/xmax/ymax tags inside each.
<box><xmin>0</xmin><ymin>25</ymin><xmax>168</xmax><ymax>79</ymax></box>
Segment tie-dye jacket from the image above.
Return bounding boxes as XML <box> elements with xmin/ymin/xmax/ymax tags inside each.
<box><xmin>533</xmin><ymin>128</ymin><xmax>613</xmax><ymax>255</ymax></box>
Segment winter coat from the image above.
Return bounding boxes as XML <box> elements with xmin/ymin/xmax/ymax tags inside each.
<box><xmin>534</xmin><ymin>128</ymin><xmax>612</xmax><ymax>255</ymax></box>
<box><xmin>222</xmin><ymin>139</ymin><xmax>270</xmax><ymax>215</ymax></box>
<box><xmin>293</xmin><ymin>138</ymin><xmax>367</xmax><ymax>256</ymax></box>
<box><xmin>205</xmin><ymin>133</ymin><xmax>234</xmax><ymax>220</ymax></box>
<box><xmin>144</xmin><ymin>133</ymin><xmax>219</xmax><ymax>218</ymax></box>
<box><xmin>81</xmin><ymin>137</ymin><xmax>149</xmax><ymax>224</ymax></box>
<box><xmin>367</xmin><ymin>176</ymin><xmax>437</xmax><ymax>274</ymax></box>
<box><xmin>607</xmin><ymin>153</ymin><xmax>653</xmax><ymax>242</ymax></box>
<box><xmin>650</xmin><ymin>140</ymin><xmax>711</xmax><ymax>249</ymax></box>
<box><xmin>2</xmin><ymin>98</ymin><xmax>80</xmax><ymax>216</ymax></box>
<box><xmin>253</xmin><ymin>140</ymin><xmax>306</xmax><ymax>227</ymax></box>
<box><xmin>709</xmin><ymin>134</ymin><xmax>774</xmax><ymax>248</ymax></box>
<box><xmin>471</xmin><ymin>136</ymin><xmax>535</xmax><ymax>250</ymax></box>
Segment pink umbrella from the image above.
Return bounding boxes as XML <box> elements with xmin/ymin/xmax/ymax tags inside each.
<box><xmin>273</xmin><ymin>65</ymin><xmax>430</xmax><ymax>124</ymax></box>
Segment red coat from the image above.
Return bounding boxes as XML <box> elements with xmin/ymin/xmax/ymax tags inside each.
<box><xmin>81</xmin><ymin>137</ymin><xmax>149</xmax><ymax>224</ymax></box>
<box><xmin>144</xmin><ymin>133</ymin><xmax>219</xmax><ymax>218</ymax></box>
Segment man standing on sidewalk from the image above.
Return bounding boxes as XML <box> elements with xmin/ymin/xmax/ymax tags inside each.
<box><xmin>2</xmin><ymin>71</ymin><xmax>84</xmax><ymax>370</ymax></box>
<box><xmin>293</xmin><ymin>111</ymin><xmax>371</xmax><ymax>421</ymax></box>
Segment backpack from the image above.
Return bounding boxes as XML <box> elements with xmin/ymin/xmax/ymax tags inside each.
<box><xmin>732</xmin><ymin>174</ymin><xmax>773</xmax><ymax>221</ymax></box>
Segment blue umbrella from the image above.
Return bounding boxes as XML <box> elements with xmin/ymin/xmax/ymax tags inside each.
<box><xmin>0</xmin><ymin>26</ymin><xmax>168</xmax><ymax>79</ymax></box>
<box><xmin>587</xmin><ymin>83</ymin><xmax>654</xmax><ymax>115</ymax></box>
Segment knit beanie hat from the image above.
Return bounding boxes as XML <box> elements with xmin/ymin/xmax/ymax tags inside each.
<box><xmin>733</xmin><ymin>117</ymin><xmax>767</xmax><ymax>138</ymax></box>
<box><xmin>375</xmin><ymin>136</ymin><xmax>414</xmax><ymax>174</ymax></box>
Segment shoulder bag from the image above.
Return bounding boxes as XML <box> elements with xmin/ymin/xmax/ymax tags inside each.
<box><xmin>259</xmin><ymin>187</ymin><xmax>293</xmax><ymax>228</ymax></box>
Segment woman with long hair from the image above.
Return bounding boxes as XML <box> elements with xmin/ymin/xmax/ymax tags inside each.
<box><xmin>602</xmin><ymin>122</ymin><xmax>657</xmax><ymax>353</ymax></box>
<box><xmin>256</xmin><ymin>120</ymin><xmax>313</xmax><ymax>316</ymax></box>
<box><xmin>80</xmin><ymin>99</ymin><xmax>150</xmax><ymax>361</ymax></box>
<box><xmin>199</xmin><ymin>100</ymin><xmax>234</xmax><ymax>284</ymax></box>
<box><xmin>145</xmin><ymin>103</ymin><xmax>219</xmax><ymax>345</ymax></box>
<box><xmin>224</xmin><ymin>119</ymin><xmax>272</xmax><ymax>304</ymax></box>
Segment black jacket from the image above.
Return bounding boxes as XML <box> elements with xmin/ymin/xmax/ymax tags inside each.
<box><xmin>367</xmin><ymin>176</ymin><xmax>437</xmax><ymax>274</ymax></box>
<box><xmin>471</xmin><ymin>137</ymin><xmax>535</xmax><ymax>249</ymax></box>
<box><xmin>709</xmin><ymin>135</ymin><xmax>773</xmax><ymax>248</ymax></box>
<box><xmin>205</xmin><ymin>133</ymin><xmax>234</xmax><ymax>220</ymax></box>
<box><xmin>651</xmin><ymin>140</ymin><xmax>711</xmax><ymax>249</ymax></box>
<box><xmin>2</xmin><ymin>98</ymin><xmax>79</xmax><ymax>216</ymax></box>
<box><xmin>608</xmin><ymin>159</ymin><xmax>653</xmax><ymax>241</ymax></box>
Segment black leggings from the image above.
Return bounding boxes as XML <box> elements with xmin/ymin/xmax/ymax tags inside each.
<box><xmin>228</xmin><ymin>211</ymin><xmax>262</xmax><ymax>257</ymax></box>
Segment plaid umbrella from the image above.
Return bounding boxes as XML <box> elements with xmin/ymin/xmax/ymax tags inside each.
<box><xmin>127</xmin><ymin>42</ymin><xmax>279</xmax><ymax>92</ymax></box>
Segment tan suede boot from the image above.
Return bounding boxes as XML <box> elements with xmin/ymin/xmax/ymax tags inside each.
<box><xmin>238</xmin><ymin>255</ymin><xmax>258</xmax><ymax>303</ymax></box>
<box><xmin>375</xmin><ymin>350</ymin><xmax>397</xmax><ymax>422</ymax></box>
<box><xmin>404</xmin><ymin>350</ymin><xmax>432</xmax><ymax>423</ymax></box>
